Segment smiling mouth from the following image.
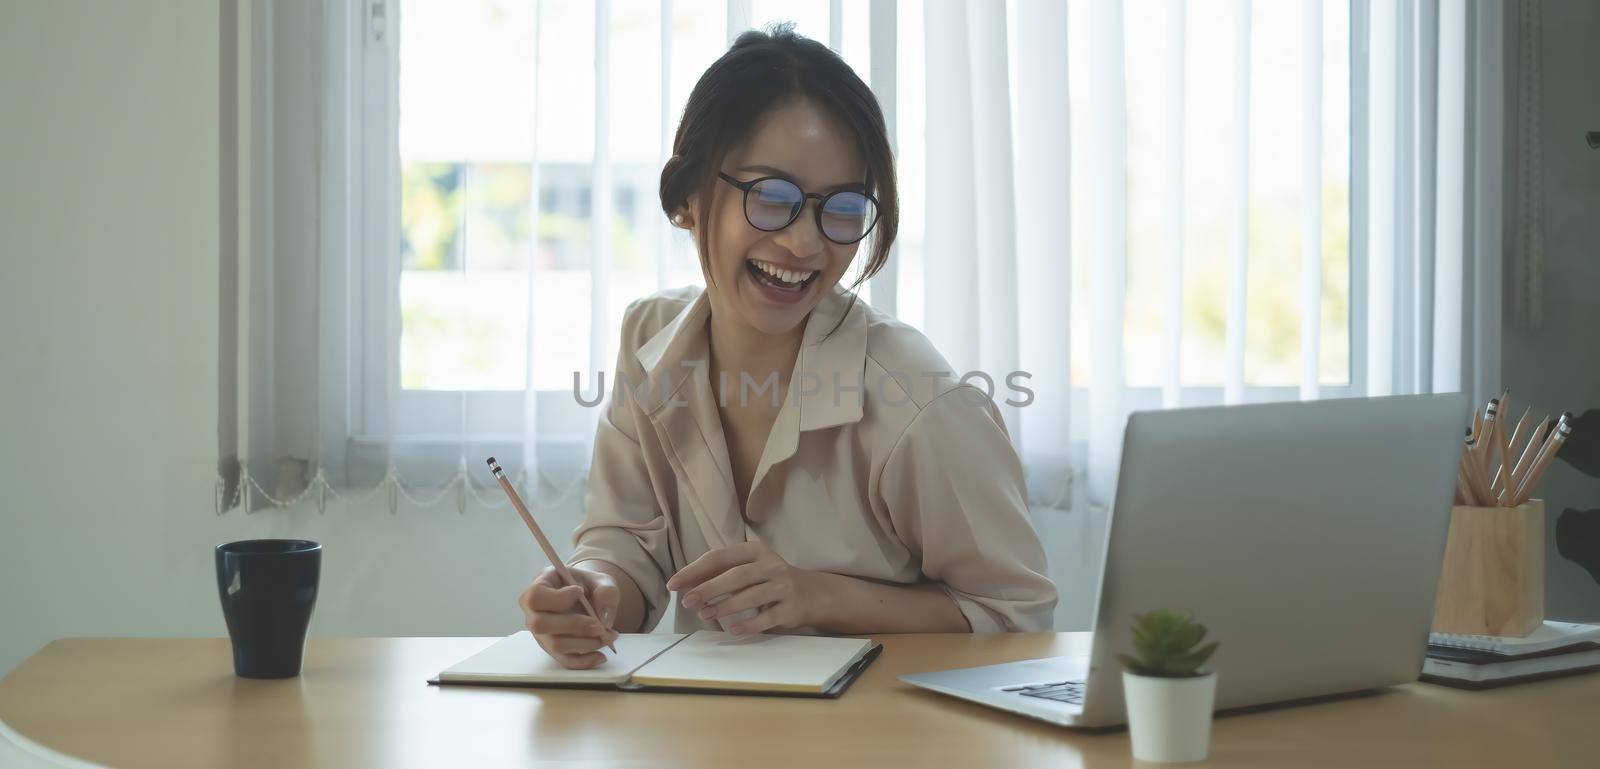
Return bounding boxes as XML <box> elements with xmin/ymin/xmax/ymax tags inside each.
<box><xmin>745</xmin><ymin>258</ymin><xmax>820</xmax><ymax>292</ymax></box>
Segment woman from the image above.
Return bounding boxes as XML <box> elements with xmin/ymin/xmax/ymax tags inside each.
<box><xmin>519</xmin><ymin>25</ymin><xmax>1056</xmax><ymax>669</ymax></box>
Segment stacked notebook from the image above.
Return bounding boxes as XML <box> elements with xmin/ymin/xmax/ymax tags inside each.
<box><xmin>431</xmin><ymin>631</ymin><xmax>882</xmax><ymax>698</ymax></box>
<box><xmin>1423</xmin><ymin>621</ymin><xmax>1600</xmax><ymax>689</ymax></box>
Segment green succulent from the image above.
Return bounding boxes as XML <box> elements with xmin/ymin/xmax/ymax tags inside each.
<box><xmin>1117</xmin><ymin>609</ymin><xmax>1220</xmax><ymax>678</ymax></box>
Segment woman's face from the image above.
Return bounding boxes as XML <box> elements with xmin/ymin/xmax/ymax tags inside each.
<box><xmin>682</xmin><ymin>97</ymin><xmax>866</xmax><ymax>337</ymax></box>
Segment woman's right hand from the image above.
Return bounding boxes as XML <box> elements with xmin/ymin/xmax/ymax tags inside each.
<box><xmin>518</xmin><ymin>565</ymin><xmax>621</xmax><ymax>669</ymax></box>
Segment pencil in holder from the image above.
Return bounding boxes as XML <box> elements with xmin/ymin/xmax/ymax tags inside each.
<box><xmin>1431</xmin><ymin>500</ymin><xmax>1544</xmax><ymax>638</ymax></box>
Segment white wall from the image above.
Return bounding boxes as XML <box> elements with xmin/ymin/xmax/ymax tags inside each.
<box><xmin>1</xmin><ymin>0</ymin><xmax>217</xmax><ymax>673</ymax></box>
<box><xmin>1503</xmin><ymin>0</ymin><xmax>1600</xmax><ymax>621</ymax></box>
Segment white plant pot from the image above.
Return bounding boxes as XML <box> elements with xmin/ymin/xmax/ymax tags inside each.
<box><xmin>1122</xmin><ymin>670</ymin><xmax>1217</xmax><ymax>763</ymax></box>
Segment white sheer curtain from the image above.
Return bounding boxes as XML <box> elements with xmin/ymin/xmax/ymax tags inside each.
<box><xmin>218</xmin><ymin>0</ymin><xmax>327</xmax><ymax>513</ymax></box>
<box><xmin>1362</xmin><ymin>0</ymin><xmax>1503</xmax><ymax>401</ymax></box>
<box><xmin>220</xmin><ymin>0</ymin><xmax>1506</xmax><ymax>519</ymax></box>
<box><xmin>917</xmin><ymin>0</ymin><xmax>1504</xmax><ymax>508</ymax></box>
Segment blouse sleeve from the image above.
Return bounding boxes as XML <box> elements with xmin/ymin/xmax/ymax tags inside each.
<box><xmin>876</xmin><ymin>386</ymin><xmax>1058</xmax><ymax>632</ymax></box>
<box><xmin>567</xmin><ymin>309</ymin><xmax>674</xmax><ymax>631</ymax></box>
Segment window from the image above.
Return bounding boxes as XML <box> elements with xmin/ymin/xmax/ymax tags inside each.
<box><xmin>330</xmin><ymin>0</ymin><xmax>1361</xmax><ymax>477</ymax></box>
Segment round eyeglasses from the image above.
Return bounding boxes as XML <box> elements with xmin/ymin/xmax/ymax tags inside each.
<box><xmin>717</xmin><ymin>172</ymin><xmax>880</xmax><ymax>245</ymax></box>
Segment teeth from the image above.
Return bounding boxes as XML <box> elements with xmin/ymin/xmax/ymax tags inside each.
<box><xmin>751</xmin><ymin>260</ymin><xmax>816</xmax><ymax>285</ymax></box>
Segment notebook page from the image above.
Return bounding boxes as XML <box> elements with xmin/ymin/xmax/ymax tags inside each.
<box><xmin>629</xmin><ymin>631</ymin><xmax>874</xmax><ymax>693</ymax></box>
<box><xmin>437</xmin><ymin>631</ymin><xmax>687</xmax><ymax>685</ymax></box>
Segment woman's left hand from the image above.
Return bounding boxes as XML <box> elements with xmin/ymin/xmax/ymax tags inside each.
<box><xmin>666</xmin><ymin>541</ymin><xmax>825</xmax><ymax>635</ymax></box>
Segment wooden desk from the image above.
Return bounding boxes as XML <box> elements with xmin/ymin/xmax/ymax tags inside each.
<box><xmin>0</xmin><ymin>634</ymin><xmax>1594</xmax><ymax>768</ymax></box>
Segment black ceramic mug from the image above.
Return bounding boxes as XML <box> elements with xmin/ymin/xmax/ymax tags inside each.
<box><xmin>215</xmin><ymin>539</ymin><xmax>322</xmax><ymax>678</ymax></box>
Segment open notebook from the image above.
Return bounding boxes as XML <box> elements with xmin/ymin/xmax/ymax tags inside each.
<box><xmin>431</xmin><ymin>631</ymin><xmax>882</xmax><ymax>698</ymax></box>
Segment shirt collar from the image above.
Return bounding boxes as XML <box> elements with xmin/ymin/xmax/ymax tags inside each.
<box><xmin>632</xmin><ymin>285</ymin><xmax>869</xmax><ymax>431</ymax></box>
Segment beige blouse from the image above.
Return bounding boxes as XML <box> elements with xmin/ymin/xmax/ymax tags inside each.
<box><xmin>568</xmin><ymin>284</ymin><xmax>1057</xmax><ymax>633</ymax></box>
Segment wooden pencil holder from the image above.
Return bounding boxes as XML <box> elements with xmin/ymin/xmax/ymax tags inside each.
<box><xmin>1431</xmin><ymin>500</ymin><xmax>1545</xmax><ymax>638</ymax></box>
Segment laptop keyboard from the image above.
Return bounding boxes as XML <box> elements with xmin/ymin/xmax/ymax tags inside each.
<box><xmin>1003</xmin><ymin>679</ymin><xmax>1086</xmax><ymax>705</ymax></box>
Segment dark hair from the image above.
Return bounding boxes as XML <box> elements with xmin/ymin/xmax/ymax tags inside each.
<box><xmin>659</xmin><ymin>23</ymin><xmax>898</xmax><ymax>297</ymax></box>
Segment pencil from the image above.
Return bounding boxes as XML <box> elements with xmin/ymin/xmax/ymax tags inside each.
<box><xmin>1459</xmin><ymin>432</ymin><xmax>1494</xmax><ymax>506</ymax></box>
<box><xmin>1462</xmin><ymin>401</ymin><xmax>1495</xmax><ymax>499</ymax></box>
<box><xmin>1494</xmin><ymin>406</ymin><xmax>1533</xmax><ymax>494</ymax></box>
<box><xmin>1504</xmin><ymin>415</ymin><xmax>1550</xmax><ymax>503</ymax></box>
<box><xmin>1511</xmin><ymin>414</ymin><xmax>1573</xmax><ymax>507</ymax></box>
<box><xmin>1493</xmin><ymin>393</ymin><xmax>1512</xmax><ymax>495</ymax></box>
<box><xmin>1466</xmin><ymin>406</ymin><xmax>1489</xmax><ymax>489</ymax></box>
<box><xmin>1478</xmin><ymin>399</ymin><xmax>1500</xmax><ymax>480</ymax></box>
<box><xmin>487</xmin><ymin>457</ymin><xmax>617</xmax><ymax>653</ymax></box>
<box><xmin>1457</xmin><ymin>452</ymin><xmax>1481</xmax><ymax>506</ymax></box>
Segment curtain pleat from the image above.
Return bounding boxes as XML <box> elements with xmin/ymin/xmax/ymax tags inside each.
<box><xmin>1430</xmin><ymin>0</ymin><xmax>1466</xmax><ymax>393</ymax></box>
<box><xmin>829</xmin><ymin>0</ymin><xmax>843</xmax><ymax>50</ymax></box>
<box><xmin>1161</xmin><ymin>0</ymin><xmax>1186</xmax><ymax>410</ymax></box>
<box><xmin>1299</xmin><ymin>0</ymin><xmax>1324</xmax><ymax>401</ymax></box>
<box><xmin>727</xmin><ymin>0</ymin><xmax>752</xmax><ymax>45</ymax></box>
<box><xmin>922</xmin><ymin>0</ymin><xmax>980</xmax><ymax>374</ymax></box>
<box><xmin>1366</xmin><ymin>0</ymin><xmax>1398</xmax><ymax>397</ymax></box>
<box><xmin>590</xmin><ymin>0</ymin><xmax>614</xmax><ymax>407</ymax></box>
<box><xmin>867</xmin><ymin>0</ymin><xmax>898</xmax><ymax>316</ymax></box>
<box><xmin>220</xmin><ymin>0</ymin><xmax>325</xmax><ymax>513</ymax></box>
<box><xmin>1223</xmin><ymin>0</ymin><xmax>1251</xmax><ymax>406</ymax></box>
<box><xmin>1085</xmin><ymin>0</ymin><xmax>1126</xmax><ymax>504</ymax></box>
<box><xmin>521</xmin><ymin>0</ymin><xmax>547</xmax><ymax>487</ymax></box>
<box><xmin>1014</xmin><ymin>0</ymin><xmax>1072</xmax><ymax>507</ymax></box>
<box><xmin>1468</xmin><ymin>0</ymin><xmax>1505</xmax><ymax>407</ymax></box>
<box><xmin>966</xmin><ymin>0</ymin><xmax>1021</xmax><ymax>438</ymax></box>
<box><xmin>656</xmin><ymin>0</ymin><xmax>675</xmax><ymax>293</ymax></box>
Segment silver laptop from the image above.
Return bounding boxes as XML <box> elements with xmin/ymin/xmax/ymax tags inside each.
<box><xmin>900</xmin><ymin>394</ymin><xmax>1466</xmax><ymax>728</ymax></box>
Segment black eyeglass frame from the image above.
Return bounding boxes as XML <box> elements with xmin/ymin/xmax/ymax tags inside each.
<box><xmin>716</xmin><ymin>172</ymin><xmax>881</xmax><ymax>245</ymax></box>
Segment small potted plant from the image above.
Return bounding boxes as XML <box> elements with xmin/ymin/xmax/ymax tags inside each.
<box><xmin>1117</xmin><ymin>609</ymin><xmax>1221</xmax><ymax>763</ymax></box>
